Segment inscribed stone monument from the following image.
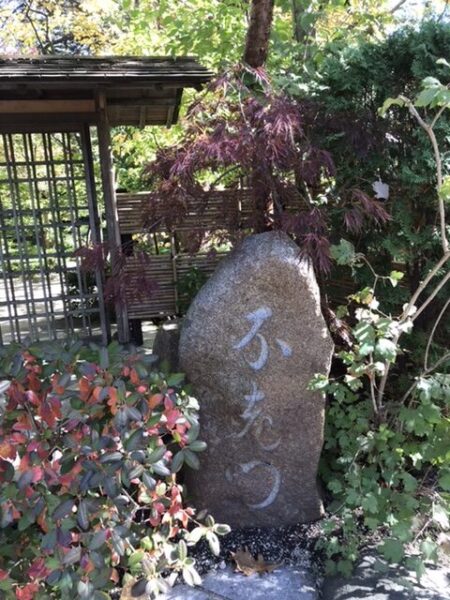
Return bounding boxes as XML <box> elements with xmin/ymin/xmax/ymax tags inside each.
<box><xmin>179</xmin><ymin>231</ymin><xmax>333</xmax><ymax>527</ymax></box>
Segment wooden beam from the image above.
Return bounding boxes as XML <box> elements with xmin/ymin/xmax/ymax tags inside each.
<box><xmin>0</xmin><ymin>99</ymin><xmax>96</xmax><ymax>114</ymax></box>
<box><xmin>0</xmin><ymin>119</ymin><xmax>94</xmax><ymax>134</ymax></box>
<box><xmin>107</xmin><ymin>97</ymin><xmax>177</xmax><ymax>107</ymax></box>
<box><xmin>96</xmin><ymin>92</ymin><xmax>130</xmax><ymax>344</ymax></box>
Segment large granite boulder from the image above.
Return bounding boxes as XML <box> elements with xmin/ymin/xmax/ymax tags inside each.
<box><xmin>179</xmin><ymin>232</ymin><xmax>333</xmax><ymax>528</ymax></box>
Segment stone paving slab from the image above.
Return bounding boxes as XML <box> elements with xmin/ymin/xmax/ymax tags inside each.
<box><xmin>321</xmin><ymin>551</ymin><xmax>450</xmax><ymax>600</ymax></box>
<box><xmin>164</xmin><ymin>566</ymin><xmax>318</xmax><ymax>600</ymax></box>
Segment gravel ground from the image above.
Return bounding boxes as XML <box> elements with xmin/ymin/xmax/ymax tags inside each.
<box><xmin>191</xmin><ymin>521</ymin><xmax>323</xmax><ymax>577</ymax></box>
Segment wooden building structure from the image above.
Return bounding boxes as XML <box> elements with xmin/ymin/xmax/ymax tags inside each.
<box><xmin>0</xmin><ymin>56</ymin><xmax>211</xmax><ymax>344</ymax></box>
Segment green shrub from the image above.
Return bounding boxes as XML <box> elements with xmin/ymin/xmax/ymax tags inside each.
<box><xmin>310</xmin><ymin>65</ymin><xmax>450</xmax><ymax>578</ymax></box>
<box><xmin>0</xmin><ymin>341</ymin><xmax>229</xmax><ymax>599</ymax></box>
<box><xmin>308</xmin><ymin>21</ymin><xmax>450</xmax><ymax>314</ymax></box>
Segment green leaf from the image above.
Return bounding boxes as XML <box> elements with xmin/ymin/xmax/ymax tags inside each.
<box><xmin>112</xmin><ymin>532</ymin><xmax>125</xmax><ymax>556</ymax></box>
<box><xmin>330</xmin><ymin>239</ymin><xmax>356</xmax><ymax>266</ymax></box>
<box><xmin>420</xmin><ymin>539</ymin><xmax>438</xmax><ymax>562</ymax></box>
<box><xmin>364</xmin><ymin>517</ymin><xmax>379</xmax><ymax>530</ymax></box>
<box><xmin>362</xmin><ymin>493</ymin><xmax>378</xmax><ymax>514</ymax></box>
<box><xmin>142</xmin><ymin>471</ymin><xmax>156</xmax><ymax>490</ymax></box>
<box><xmin>401</xmin><ymin>472</ymin><xmax>418</xmax><ymax>493</ymax></box>
<box><xmin>89</xmin><ymin>529</ymin><xmax>108</xmax><ymax>550</ymax></box>
<box><xmin>432</xmin><ymin>504</ymin><xmax>449</xmax><ymax>530</ymax></box>
<box><xmin>131</xmin><ymin>579</ymin><xmax>148</xmax><ymax>597</ymax></box>
<box><xmin>124</xmin><ymin>429</ymin><xmax>144</xmax><ymax>452</ymax></box>
<box><xmin>99</xmin><ymin>346</ymin><xmax>109</xmax><ymax>369</ymax></box>
<box><xmin>53</xmin><ymin>499</ymin><xmax>75</xmax><ymax>520</ymax></box>
<box><xmin>99</xmin><ymin>451</ymin><xmax>123</xmax><ymax>464</ymax></box>
<box><xmin>406</xmin><ymin>556</ymin><xmax>426</xmax><ymax>581</ymax></box>
<box><xmin>439</xmin><ymin>176</ymin><xmax>450</xmax><ymax>203</ymax></box>
<box><xmin>381</xmin><ymin>539</ymin><xmax>404</xmax><ymax>564</ymax></box>
<box><xmin>354</xmin><ymin>321</ymin><xmax>376</xmax><ymax>344</ymax></box>
<box><xmin>128</xmin><ymin>463</ymin><xmax>144</xmax><ymax>480</ymax></box>
<box><xmin>206</xmin><ymin>531</ymin><xmax>220</xmax><ymax>556</ymax></box>
<box><xmin>375</xmin><ymin>338</ymin><xmax>397</xmax><ymax>362</ymax></box>
<box><xmin>437</xmin><ymin>58</ymin><xmax>450</xmax><ymax>68</ymax></box>
<box><xmin>77</xmin><ymin>500</ymin><xmax>90</xmax><ymax>531</ymax></box>
<box><xmin>128</xmin><ymin>550</ymin><xmax>145</xmax><ymax>569</ymax></box>
<box><xmin>78</xmin><ymin>581</ymin><xmax>95</xmax><ymax>599</ymax></box>
<box><xmin>359</xmin><ymin>341</ymin><xmax>375</xmax><ymax>356</ymax></box>
<box><xmin>187</xmin><ymin>419</ymin><xmax>200</xmax><ymax>442</ymax></box>
<box><xmin>171</xmin><ymin>450</ymin><xmax>185</xmax><ymax>473</ymax></box>
<box><xmin>183</xmin><ymin>449</ymin><xmax>200</xmax><ymax>470</ymax></box>
<box><xmin>388</xmin><ymin>270</ymin><xmax>404</xmax><ymax>287</ymax></box>
<box><xmin>415</xmin><ymin>87</ymin><xmax>440</xmax><ymax>108</ymax></box>
<box><xmin>167</xmin><ymin>373</ymin><xmax>185</xmax><ymax>387</ymax></box>
<box><xmin>178</xmin><ymin>540</ymin><xmax>187</xmax><ymax>561</ymax></box>
<box><xmin>182</xmin><ymin>566</ymin><xmax>202</xmax><ymax>587</ymax></box>
<box><xmin>214</xmin><ymin>524</ymin><xmax>231</xmax><ymax>536</ymax></box>
<box><xmin>152</xmin><ymin>461</ymin><xmax>171</xmax><ymax>477</ymax></box>
<box><xmin>186</xmin><ymin>527</ymin><xmax>205</xmax><ymax>544</ymax></box>
<box><xmin>188</xmin><ymin>440</ymin><xmax>207</xmax><ymax>452</ymax></box>
<box><xmin>438</xmin><ymin>471</ymin><xmax>450</xmax><ymax>492</ymax></box>
<box><xmin>147</xmin><ymin>446</ymin><xmax>166</xmax><ymax>463</ymax></box>
<box><xmin>62</xmin><ymin>545</ymin><xmax>81</xmax><ymax>565</ymax></box>
<box><xmin>336</xmin><ymin>559</ymin><xmax>353</xmax><ymax>577</ymax></box>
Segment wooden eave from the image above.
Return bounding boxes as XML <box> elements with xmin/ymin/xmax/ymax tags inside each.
<box><xmin>0</xmin><ymin>56</ymin><xmax>212</xmax><ymax>128</ymax></box>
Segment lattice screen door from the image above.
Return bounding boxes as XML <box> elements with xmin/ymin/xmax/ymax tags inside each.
<box><xmin>0</xmin><ymin>126</ymin><xmax>108</xmax><ymax>344</ymax></box>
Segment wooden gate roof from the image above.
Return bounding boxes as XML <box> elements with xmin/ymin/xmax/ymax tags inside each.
<box><xmin>0</xmin><ymin>56</ymin><xmax>211</xmax><ymax>86</ymax></box>
<box><xmin>0</xmin><ymin>55</ymin><xmax>212</xmax><ymax>128</ymax></box>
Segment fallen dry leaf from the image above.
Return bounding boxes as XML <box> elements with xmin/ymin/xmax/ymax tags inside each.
<box><xmin>231</xmin><ymin>547</ymin><xmax>281</xmax><ymax>576</ymax></box>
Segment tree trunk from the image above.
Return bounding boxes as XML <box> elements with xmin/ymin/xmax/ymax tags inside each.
<box><xmin>292</xmin><ymin>0</ymin><xmax>307</xmax><ymax>43</ymax></box>
<box><xmin>243</xmin><ymin>0</ymin><xmax>275</xmax><ymax>68</ymax></box>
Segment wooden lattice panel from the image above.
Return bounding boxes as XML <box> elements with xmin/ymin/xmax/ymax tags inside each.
<box><xmin>124</xmin><ymin>253</ymin><xmax>225</xmax><ymax>319</ymax></box>
<box><xmin>117</xmin><ymin>190</ymin><xmax>253</xmax><ymax>319</ymax></box>
<box><xmin>0</xmin><ymin>129</ymin><xmax>107</xmax><ymax>343</ymax></box>
<box><xmin>117</xmin><ymin>189</ymin><xmax>254</xmax><ymax>235</ymax></box>
<box><xmin>117</xmin><ymin>189</ymin><xmax>333</xmax><ymax>321</ymax></box>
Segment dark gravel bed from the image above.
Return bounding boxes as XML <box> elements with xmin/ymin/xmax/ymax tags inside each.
<box><xmin>192</xmin><ymin>521</ymin><xmax>324</xmax><ymax>575</ymax></box>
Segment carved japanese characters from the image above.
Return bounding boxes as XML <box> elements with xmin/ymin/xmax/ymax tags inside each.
<box><xmin>179</xmin><ymin>232</ymin><xmax>334</xmax><ymax>527</ymax></box>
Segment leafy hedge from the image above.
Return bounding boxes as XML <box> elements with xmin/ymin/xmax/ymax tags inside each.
<box><xmin>0</xmin><ymin>341</ymin><xmax>228</xmax><ymax>599</ymax></box>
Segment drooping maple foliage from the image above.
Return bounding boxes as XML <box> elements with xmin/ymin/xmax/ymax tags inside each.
<box><xmin>143</xmin><ymin>66</ymin><xmax>389</xmax><ymax>273</ymax></box>
<box><xmin>77</xmin><ymin>66</ymin><xmax>389</xmax><ymax>308</ymax></box>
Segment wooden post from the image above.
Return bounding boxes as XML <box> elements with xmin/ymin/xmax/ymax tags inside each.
<box><xmin>81</xmin><ymin>124</ymin><xmax>110</xmax><ymax>345</ymax></box>
<box><xmin>96</xmin><ymin>92</ymin><xmax>130</xmax><ymax>343</ymax></box>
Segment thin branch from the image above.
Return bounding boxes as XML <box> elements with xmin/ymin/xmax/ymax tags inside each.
<box><xmin>400</xmin><ymin>96</ymin><xmax>449</xmax><ymax>254</ymax></box>
<box><xmin>399</xmin><ymin>351</ymin><xmax>450</xmax><ymax>405</ymax></box>
<box><xmin>431</xmin><ymin>103</ymin><xmax>449</xmax><ymax>129</ymax></box>
<box><xmin>23</xmin><ymin>2</ymin><xmax>47</xmax><ymax>54</ymax></box>
<box><xmin>376</xmin><ymin>94</ymin><xmax>449</xmax><ymax>409</ymax></box>
<box><xmin>368</xmin><ymin>354</ymin><xmax>379</xmax><ymax>416</ymax></box>
<box><xmin>389</xmin><ymin>0</ymin><xmax>408</xmax><ymax>14</ymax></box>
<box><xmin>427</xmin><ymin>350</ymin><xmax>450</xmax><ymax>373</ymax></box>
<box><xmin>424</xmin><ymin>296</ymin><xmax>450</xmax><ymax>370</ymax></box>
<box><xmin>412</xmin><ymin>269</ymin><xmax>450</xmax><ymax>321</ymax></box>
<box><xmin>401</xmin><ymin>251</ymin><xmax>450</xmax><ymax>322</ymax></box>
<box><xmin>377</xmin><ymin>252</ymin><xmax>450</xmax><ymax>407</ymax></box>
